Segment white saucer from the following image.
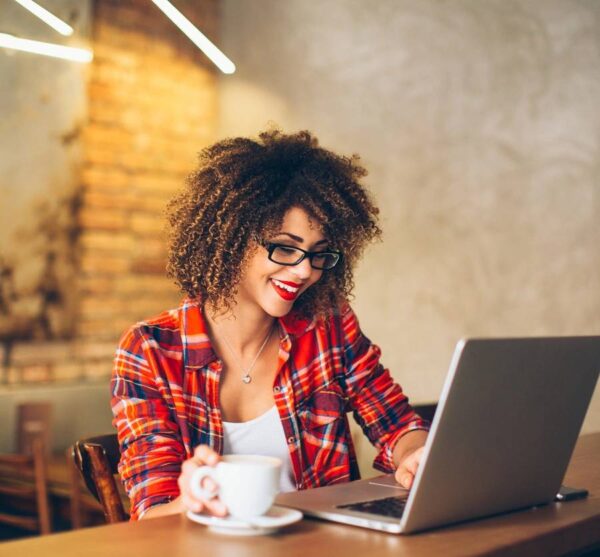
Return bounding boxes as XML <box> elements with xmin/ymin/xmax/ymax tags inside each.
<box><xmin>186</xmin><ymin>505</ymin><xmax>303</xmax><ymax>536</ymax></box>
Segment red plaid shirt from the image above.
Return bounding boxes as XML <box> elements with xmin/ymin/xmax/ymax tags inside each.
<box><xmin>111</xmin><ymin>298</ymin><xmax>428</xmax><ymax>520</ymax></box>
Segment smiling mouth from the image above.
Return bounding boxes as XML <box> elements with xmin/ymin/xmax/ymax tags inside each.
<box><xmin>271</xmin><ymin>279</ymin><xmax>301</xmax><ymax>301</ymax></box>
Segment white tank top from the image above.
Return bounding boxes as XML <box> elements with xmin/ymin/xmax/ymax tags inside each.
<box><xmin>222</xmin><ymin>406</ymin><xmax>296</xmax><ymax>493</ymax></box>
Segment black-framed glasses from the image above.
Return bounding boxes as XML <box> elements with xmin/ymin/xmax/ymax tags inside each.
<box><xmin>263</xmin><ymin>242</ymin><xmax>341</xmax><ymax>270</ymax></box>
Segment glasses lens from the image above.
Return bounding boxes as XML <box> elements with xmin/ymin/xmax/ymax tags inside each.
<box><xmin>310</xmin><ymin>252</ymin><xmax>340</xmax><ymax>269</ymax></box>
<box><xmin>268</xmin><ymin>244</ymin><xmax>340</xmax><ymax>269</ymax></box>
<box><xmin>270</xmin><ymin>245</ymin><xmax>304</xmax><ymax>265</ymax></box>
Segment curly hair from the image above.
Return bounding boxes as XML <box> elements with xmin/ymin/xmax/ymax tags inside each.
<box><xmin>166</xmin><ymin>129</ymin><xmax>382</xmax><ymax>319</ymax></box>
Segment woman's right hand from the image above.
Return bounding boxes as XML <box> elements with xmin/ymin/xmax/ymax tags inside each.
<box><xmin>178</xmin><ymin>445</ymin><xmax>228</xmax><ymax>516</ymax></box>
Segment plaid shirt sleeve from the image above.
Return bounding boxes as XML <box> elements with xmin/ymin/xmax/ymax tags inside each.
<box><xmin>111</xmin><ymin>325</ymin><xmax>186</xmax><ymax>520</ymax></box>
<box><xmin>339</xmin><ymin>304</ymin><xmax>429</xmax><ymax>473</ymax></box>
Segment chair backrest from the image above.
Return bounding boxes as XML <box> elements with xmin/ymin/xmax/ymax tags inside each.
<box><xmin>0</xmin><ymin>402</ymin><xmax>53</xmax><ymax>535</ymax></box>
<box><xmin>72</xmin><ymin>434</ymin><xmax>128</xmax><ymax>523</ymax></box>
<box><xmin>412</xmin><ymin>402</ymin><xmax>437</xmax><ymax>424</ymax></box>
<box><xmin>17</xmin><ymin>402</ymin><xmax>52</xmax><ymax>456</ymax></box>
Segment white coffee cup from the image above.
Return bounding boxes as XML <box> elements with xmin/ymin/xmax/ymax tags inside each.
<box><xmin>190</xmin><ymin>454</ymin><xmax>282</xmax><ymax>519</ymax></box>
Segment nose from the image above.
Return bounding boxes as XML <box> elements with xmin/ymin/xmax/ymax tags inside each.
<box><xmin>291</xmin><ymin>257</ymin><xmax>313</xmax><ymax>281</ymax></box>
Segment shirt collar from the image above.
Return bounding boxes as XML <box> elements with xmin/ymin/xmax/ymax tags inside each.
<box><xmin>180</xmin><ymin>297</ymin><xmax>218</xmax><ymax>369</ymax></box>
<box><xmin>278</xmin><ymin>310</ymin><xmax>317</xmax><ymax>337</ymax></box>
<box><xmin>180</xmin><ymin>297</ymin><xmax>317</xmax><ymax>371</ymax></box>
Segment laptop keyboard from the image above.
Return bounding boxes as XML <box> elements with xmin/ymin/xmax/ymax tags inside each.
<box><xmin>337</xmin><ymin>496</ymin><xmax>407</xmax><ymax>518</ymax></box>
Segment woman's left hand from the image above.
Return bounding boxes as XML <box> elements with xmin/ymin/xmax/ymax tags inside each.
<box><xmin>394</xmin><ymin>446</ymin><xmax>425</xmax><ymax>489</ymax></box>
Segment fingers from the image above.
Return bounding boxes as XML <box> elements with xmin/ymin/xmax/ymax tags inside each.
<box><xmin>193</xmin><ymin>444</ymin><xmax>220</xmax><ymax>466</ymax></box>
<box><xmin>395</xmin><ymin>447</ymin><xmax>425</xmax><ymax>489</ymax></box>
<box><xmin>178</xmin><ymin>445</ymin><xmax>227</xmax><ymax>516</ymax></box>
<box><xmin>181</xmin><ymin>491</ymin><xmax>227</xmax><ymax>516</ymax></box>
<box><xmin>394</xmin><ymin>466</ymin><xmax>414</xmax><ymax>489</ymax></box>
<box><xmin>404</xmin><ymin>453</ymin><xmax>420</xmax><ymax>475</ymax></box>
<box><xmin>203</xmin><ymin>496</ymin><xmax>228</xmax><ymax>516</ymax></box>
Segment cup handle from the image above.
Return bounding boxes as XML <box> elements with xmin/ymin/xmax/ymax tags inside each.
<box><xmin>190</xmin><ymin>466</ymin><xmax>220</xmax><ymax>501</ymax></box>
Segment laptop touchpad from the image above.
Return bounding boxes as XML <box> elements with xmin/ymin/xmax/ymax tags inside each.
<box><xmin>368</xmin><ymin>475</ymin><xmax>407</xmax><ymax>490</ymax></box>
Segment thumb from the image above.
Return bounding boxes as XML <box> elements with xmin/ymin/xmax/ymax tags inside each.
<box><xmin>395</xmin><ymin>447</ymin><xmax>424</xmax><ymax>488</ymax></box>
<box><xmin>394</xmin><ymin>461</ymin><xmax>414</xmax><ymax>489</ymax></box>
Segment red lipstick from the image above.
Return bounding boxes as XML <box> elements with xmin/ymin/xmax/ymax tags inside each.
<box><xmin>271</xmin><ymin>279</ymin><xmax>301</xmax><ymax>301</ymax></box>
<box><xmin>276</xmin><ymin>280</ymin><xmax>302</xmax><ymax>287</ymax></box>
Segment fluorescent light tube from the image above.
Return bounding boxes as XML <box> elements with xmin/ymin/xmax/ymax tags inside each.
<box><xmin>151</xmin><ymin>0</ymin><xmax>236</xmax><ymax>74</ymax></box>
<box><xmin>13</xmin><ymin>0</ymin><xmax>74</xmax><ymax>36</ymax></box>
<box><xmin>0</xmin><ymin>33</ymin><xmax>93</xmax><ymax>62</ymax></box>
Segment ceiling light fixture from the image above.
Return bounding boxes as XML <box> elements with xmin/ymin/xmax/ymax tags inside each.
<box><xmin>13</xmin><ymin>0</ymin><xmax>74</xmax><ymax>36</ymax></box>
<box><xmin>0</xmin><ymin>33</ymin><xmax>92</xmax><ymax>63</ymax></box>
<box><xmin>151</xmin><ymin>0</ymin><xmax>236</xmax><ymax>74</ymax></box>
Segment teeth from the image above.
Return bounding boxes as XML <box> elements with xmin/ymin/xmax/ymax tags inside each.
<box><xmin>272</xmin><ymin>279</ymin><xmax>299</xmax><ymax>293</ymax></box>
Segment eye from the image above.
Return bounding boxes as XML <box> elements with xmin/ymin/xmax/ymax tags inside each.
<box><xmin>276</xmin><ymin>245</ymin><xmax>299</xmax><ymax>254</ymax></box>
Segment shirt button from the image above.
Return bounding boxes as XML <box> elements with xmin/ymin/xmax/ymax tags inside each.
<box><xmin>273</xmin><ymin>386</ymin><xmax>281</xmax><ymax>393</ymax></box>
<box><xmin>287</xmin><ymin>436</ymin><xmax>296</xmax><ymax>444</ymax></box>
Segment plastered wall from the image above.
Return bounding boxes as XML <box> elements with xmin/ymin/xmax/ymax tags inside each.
<box><xmin>218</xmin><ymin>0</ymin><xmax>600</xmax><ymax>469</ymax></box>
<box><xmin>0</xmin><ymin>0</ymin><xmax>91</xmax><ymax>336</ymax></box>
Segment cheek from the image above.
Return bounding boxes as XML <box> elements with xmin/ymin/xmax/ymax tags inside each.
<box><xmin>308</xmin><ymin>270</ymin><xmax>324</xmax><ymax>287</ymax></box>
<box><xmin>244</xmin><ymin>252</ymin><xmax>277</xmax><ymax>281</ymax></box>
<box><xmin>264</xmin><ymin>261</ymin><xmax>285</xmax><ymax>278</ymax></box>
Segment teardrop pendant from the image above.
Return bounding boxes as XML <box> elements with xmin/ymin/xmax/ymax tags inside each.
<box><xmin>242</xmin><ymin>374</ymin><xmax>252</xmax><ymax>384</ymax></box>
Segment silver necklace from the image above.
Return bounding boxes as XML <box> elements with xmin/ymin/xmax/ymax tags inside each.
<box><xmin>219</xmin><ymin>324</ymin><xmax>274</xmax><ymax>384</ymax></box>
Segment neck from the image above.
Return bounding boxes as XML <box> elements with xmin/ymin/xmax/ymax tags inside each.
<box><xmin>204</xmin><ymin>300</ymin><xmax>276</xmax><ymax>355</ymax></box>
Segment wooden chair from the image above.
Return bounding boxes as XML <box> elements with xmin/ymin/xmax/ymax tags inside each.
<box><xmin>71</xmin><ymin>434</ymin><xmax>128</xmax><ymax>523</ymax></box>
<box><xmin>0</xmin><ymin>402</ymin><xmax>53</xmax><ymax>535</ymax></box>
<box><xmin>412</xmin><ymin>402</ymin><xmax>437</xmax><ymax>424</ymax></box>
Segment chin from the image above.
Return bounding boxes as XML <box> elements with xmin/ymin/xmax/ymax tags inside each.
<box><xmin>259</xmin><ymin>293</ymin><xmax>298</xmax><ymax>318</ymax></box>
<box><xmin>264</xmin><ymin>302</ymin><xmax>295</xmax><ymax>319</ymax></box>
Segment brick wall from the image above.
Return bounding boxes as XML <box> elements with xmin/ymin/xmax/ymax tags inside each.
<box><xmin>4</xmin><ymin>0</ymin><xmax>219</xmax><ymax>384</ymax></box>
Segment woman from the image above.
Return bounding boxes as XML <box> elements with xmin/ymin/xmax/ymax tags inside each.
<box><xmin>111</xmin><ymin>130</ymin><xmax>429</xmax><ymax>520</ymax></box>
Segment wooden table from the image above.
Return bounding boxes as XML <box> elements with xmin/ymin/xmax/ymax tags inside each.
<box><xmin>2</xmin><ymin>433</ymin><xmax>600</xmax><ymax>557</ymax></box>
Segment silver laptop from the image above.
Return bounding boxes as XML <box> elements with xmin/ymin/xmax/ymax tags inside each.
<box><xmin>276</xmin><ymin>336</ymin><xmax>600</xmax><ymax>534</ymax></box>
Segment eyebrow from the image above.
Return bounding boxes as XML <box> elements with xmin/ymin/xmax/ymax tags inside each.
<box><xmin>274</xmin><ymin>232</ymin><xmax>329</xmax><ymax>246</ymax></box>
